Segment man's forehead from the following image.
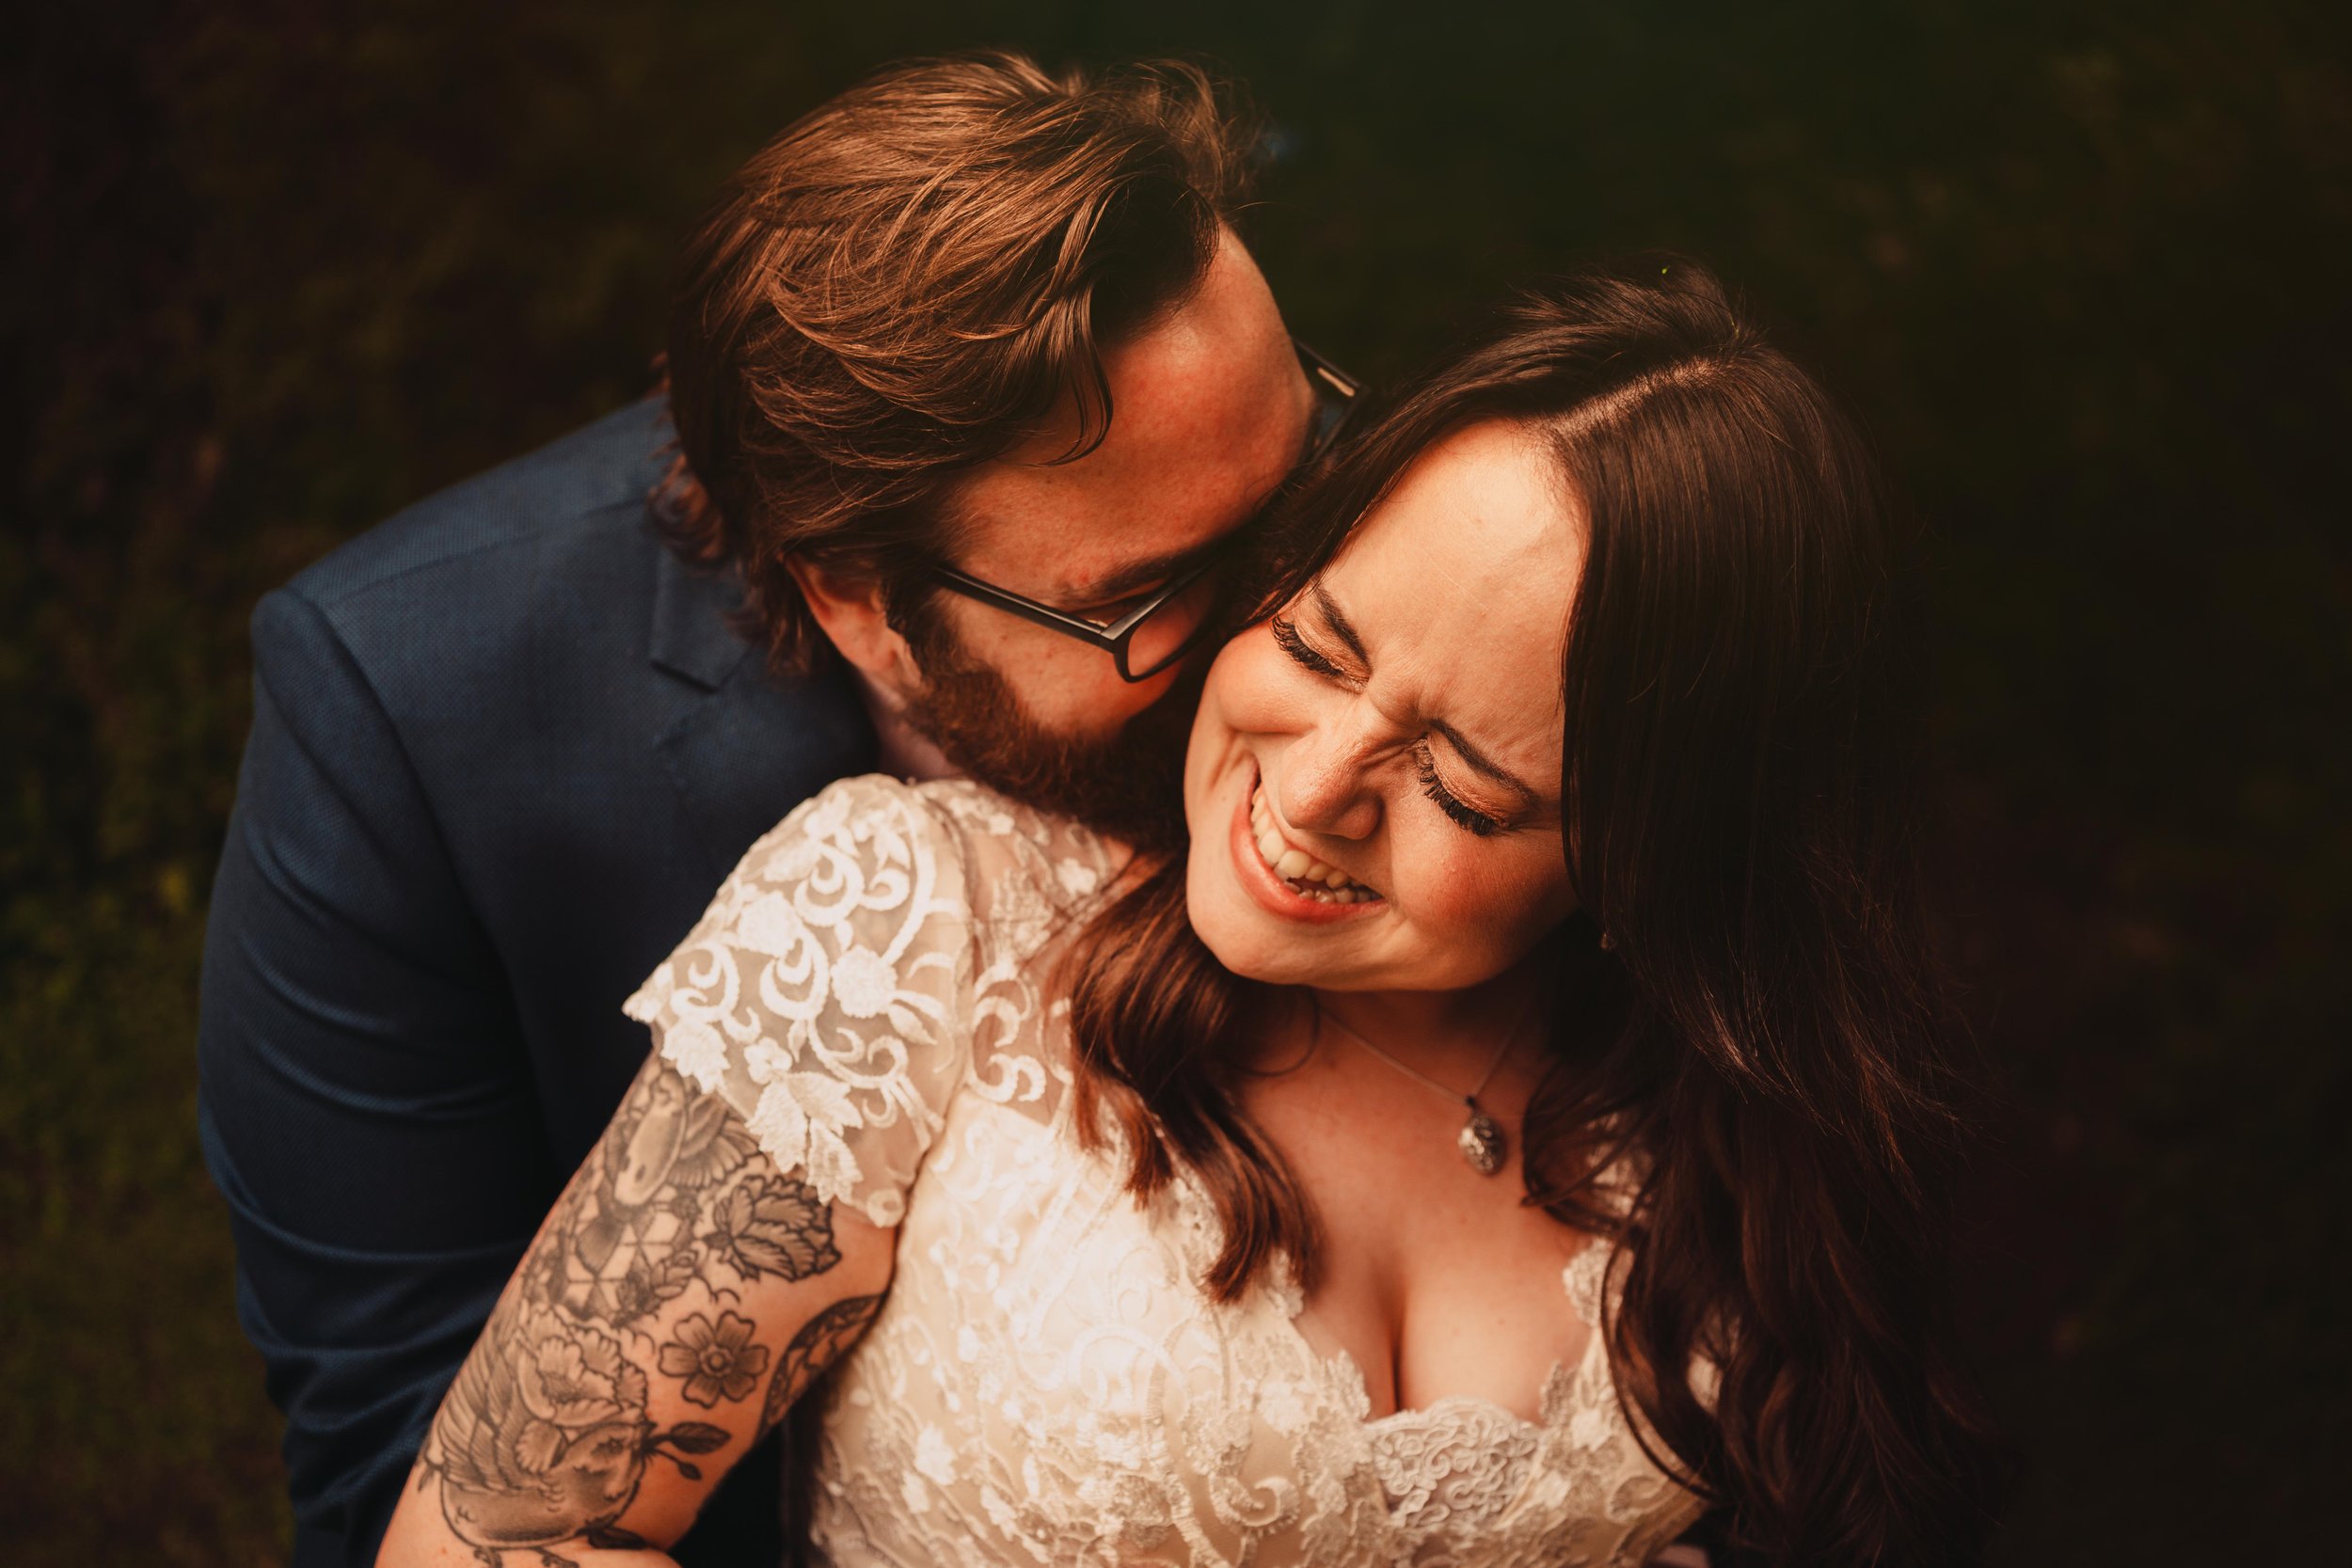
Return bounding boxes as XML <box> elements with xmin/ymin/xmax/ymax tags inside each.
<box><xmin>945</xmin><ymin>475</ymin><xmax>1237</xmax><ymax>599</ymax></box>
<box><xmin>946</xmin><ymin>403</ymin><xmax>1303</xmax><ymax>601</ymax></box>
<box><xmin>942</xmin><ymin>230</ymin><xmax>1310</xmax><ymax>597</ymax></box>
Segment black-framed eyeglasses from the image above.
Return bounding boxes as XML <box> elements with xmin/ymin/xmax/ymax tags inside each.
<box><xmin>927</xmin><ymin>340</ymin><xmax>1362</xmax><ymax>683</ymax></box>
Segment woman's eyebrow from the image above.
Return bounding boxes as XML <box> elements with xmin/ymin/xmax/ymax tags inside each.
<box><xmin>1310</xmin><ymin>582</ymin><xmax>1369</xmax><ymax>662</ymax></box>
<box><xmin>1311</xmin><ymin>581</ymin><xmax>1538</xmax><ymax>804</ymax></box>
<box><xmin>1428</xmin><ymin>719</ymin><xmax>1538</xmax><ymax>802</ymax></box>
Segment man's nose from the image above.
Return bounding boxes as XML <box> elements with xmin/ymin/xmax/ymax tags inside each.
<box><xmin>1276</xmin><ymin>721</ymin><xmax>1382</xmax><ymax>842</ymax></box>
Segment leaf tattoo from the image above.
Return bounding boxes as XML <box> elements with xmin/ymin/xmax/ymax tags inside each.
<box><xmin>704</xmin><ymin>1172</ymin><xmax>841</xmax><ymax>1281</ymax></box>
<box><xmin>761</xmin><ymin>1293</ymin><xmax>884</xmax><ymax>1433</ymax></box>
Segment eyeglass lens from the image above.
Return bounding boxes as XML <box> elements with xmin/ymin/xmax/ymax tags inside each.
<box><xmin>1122</xmin><ymin>371</ymin><xmax>1353</xmax><ymax>679</ymax></box>
<box><xmin>1122</xmin><ymin>568</ymin><xmax>1223</xmax><ymax>679</ymax></box>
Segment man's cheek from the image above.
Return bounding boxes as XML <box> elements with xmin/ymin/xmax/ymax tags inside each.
<box><xmin>1004</xmin><ymin>641</ymin><xmax>1122</xmax><ymax>732</ymax></box>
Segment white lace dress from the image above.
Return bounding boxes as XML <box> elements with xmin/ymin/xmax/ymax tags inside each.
<box><xmin>625</xmin><ymin>776</ymin><xmax>1704</xmax><ymax>1568</ymax></box>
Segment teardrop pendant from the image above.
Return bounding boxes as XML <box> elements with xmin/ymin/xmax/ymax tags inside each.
<box><xmin>1457</xmin><ymin>1103</ymin><xmax>1506</xmax><ymax>1175</ymax></box>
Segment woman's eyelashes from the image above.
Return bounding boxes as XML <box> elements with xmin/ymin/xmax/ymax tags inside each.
<box><xmin>1414</xmin><ymin>748</ymin><xmax>1502</xmax><ymax>836</ymax></box>
<box><xmin>1270</xmin><ymin>614</ymin><xmax>1506</xmax><ymax>838</ymax></box>
<box><xmin>1268</xmin><ymin>614</ymin><xmax>1343</xmax><ymax>678</ymax></box>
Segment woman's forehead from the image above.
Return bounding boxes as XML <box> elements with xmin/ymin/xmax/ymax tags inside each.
<box><xmin>1351</xmin><ymin>420</ymin><xmax>1573</xmax><ymax>562</ymax></box>
<box><xmin>1317</xmin><ymin>422</ymin><xmax>1581</xmax><ymax>758</ymax></box>
<box><xmin>1332</xmin><ymin>425</ymin><xmax>1576</xmax><ymax>620</ymax></box>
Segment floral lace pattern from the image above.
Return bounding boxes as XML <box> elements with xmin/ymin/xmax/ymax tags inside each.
<box><xmin>627</xmin><ymin>776</ymin><xmax>1703</xmax><ymax>1566</ymax></box>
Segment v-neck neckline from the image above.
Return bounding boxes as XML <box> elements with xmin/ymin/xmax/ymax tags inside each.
<box><xmin>1270</xmin><ymin>1239</ymin><xmax>1611</xmax><ymax>1433</ymax></box>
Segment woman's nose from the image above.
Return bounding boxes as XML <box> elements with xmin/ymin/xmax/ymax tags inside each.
<box><xmin>1277</xmin><ymin>723</ymin><xmax>1382</xmax><ymax>841</ymax></box>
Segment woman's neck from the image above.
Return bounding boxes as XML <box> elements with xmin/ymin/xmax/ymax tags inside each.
<box><xmin>1299</xmin><ymin>965</ymin><xmax>1546</xmax><ymax>1090</ymax></box>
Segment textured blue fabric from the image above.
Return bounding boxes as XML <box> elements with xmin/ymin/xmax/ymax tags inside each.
<box><xmin>198</xmin><ymin>398</ymin><xmax>875</xmax><ymax>1568</ymax></box>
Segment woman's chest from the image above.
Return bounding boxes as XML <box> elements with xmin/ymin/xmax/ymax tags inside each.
<box><xmin>807</xmin><ymin>1093</ymin><xmax>1698</xmax><ymax>1568</ymax></box>
<box><xmin>1236</xmin><ymin>1049</ymin><xmax>1600</xmax><ymax>1423</ymax></box>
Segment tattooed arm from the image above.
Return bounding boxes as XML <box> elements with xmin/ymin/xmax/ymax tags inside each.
<box><xmin>375</xmin><ymin>1052</ymin><xmax>894</xmax><ymax>1568</ymax></box>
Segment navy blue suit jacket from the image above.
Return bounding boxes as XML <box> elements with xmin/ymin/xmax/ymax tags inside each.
<box><xmin>198</xmin><ymin>399</ymin><xmax>875</xmax><ymax>1568</ymax></box>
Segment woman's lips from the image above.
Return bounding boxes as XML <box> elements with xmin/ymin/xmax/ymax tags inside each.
<box><xmin>1226</xmin><ymin>766</ymin><xmax>1385</xmax><ymax>926</ymax></box>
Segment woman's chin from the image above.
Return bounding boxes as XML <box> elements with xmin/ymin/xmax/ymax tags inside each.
<box><xmin>1197</xmin><ymin>925</ymin><xmax>1323</xmax><ymax>989</ymax></box>
<box><xmin>1183</xmin><ymin>846</ymin><xmax>1343</xmax><ymax>990</ymax></box>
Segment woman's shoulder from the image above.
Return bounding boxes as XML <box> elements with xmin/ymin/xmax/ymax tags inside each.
<box><xmin>623</xmin><ymin>776</ymin><xmax>977</xmax><ymax>1044</ymax></box>
<box><xmin>910</xmin><ymin>781</ymin><xmax>1132</xmax><ymax>968</ymax></box>
<box><xmin>707</xmin><ymin>773</ymin><xmax>1128</xmax><ymax>968</ymax></box>
<box><xmin>910</xmin><ymin>778</ymin><xmax>1128</xmax><ymax>904</ymax></box>
<box><xmin>622</xmin><ymin>774</ymin><xmax>987</xmax><ymax>1225</ymax></box>
<box><xmin>739</xmin><ymin>773</ymin><xmax>1112</xmax><ymax>878</ymax></box>
<box><xmin>735</xmin><ymin>771</ymin><xmax>961</xmax><ymax>879</ymax></box>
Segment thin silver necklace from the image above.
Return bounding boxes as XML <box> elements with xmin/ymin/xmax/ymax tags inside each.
<box><xmin>1315</xmin><ymin>1005</ymin><xmax>1526</xmax><ymax>1176</ymax></box>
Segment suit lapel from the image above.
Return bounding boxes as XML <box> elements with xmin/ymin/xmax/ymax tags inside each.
<box><xmin>647</xmin><ymin>547</ymin><xmax>874</xmax><ymax>879</ymax></box>
<box><xmin>647</xmin><ymin>542</ymin><xmax>755</xmax><ymax>690</ymax></box>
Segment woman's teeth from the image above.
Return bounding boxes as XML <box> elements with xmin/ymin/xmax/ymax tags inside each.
<box><xmin>1249</xmin><ymin>784</ymin><xmax>1378</xmax><ymax>904</ymax></box>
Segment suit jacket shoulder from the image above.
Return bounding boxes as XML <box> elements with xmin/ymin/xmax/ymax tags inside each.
<box><xmin>287</xmin><ymin>398</ymin><xmax>678</xmax><ymax>610</ymax></box>
<box><xmin>208</xmin><ymin>397</ymin><xmax>870</xmax><ymax>1568</ymax></box>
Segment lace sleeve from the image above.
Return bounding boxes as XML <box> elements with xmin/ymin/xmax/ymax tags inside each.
<box><xmin>623</xmin><ymin>775</ymin><xmax>973</xmax><ymax>1228</ymax></box>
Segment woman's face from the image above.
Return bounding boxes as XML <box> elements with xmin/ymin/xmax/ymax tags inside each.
<box><xmin>1183</xmin><ymin>420</ymin><xmax>1583</xmax><ymax>993</ymax></box>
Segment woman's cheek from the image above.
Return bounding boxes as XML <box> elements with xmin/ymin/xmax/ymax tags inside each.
<box><xmin>1189</xmin><ymin>639</ymin><xmax>1267</xmax><ymax>771</ymax></box>
<box><xmin>1207</xmin><ymin>625</ymin><xmax>1272</xmax><ymax>694</ymax></box>
<box><xmin>1396</xmin><ymin>831</ymin><xmax>1571</xmax><ymax>963</ymax></box>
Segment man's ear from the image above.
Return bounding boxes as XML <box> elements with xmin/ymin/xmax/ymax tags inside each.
<box><xmin>784</xmin><ymin>558</ymin><xmax>921</xmax><ymax>686</ymax></box>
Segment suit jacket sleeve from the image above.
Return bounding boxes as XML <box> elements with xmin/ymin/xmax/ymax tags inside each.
<box><xmin>199</xmin><ymin>584</ymin><xmax>562</xmax><ymax>1568</ymax></box>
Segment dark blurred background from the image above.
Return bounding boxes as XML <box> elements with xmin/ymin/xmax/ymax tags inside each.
<box><xmin>6</xmin><ymin>1</ymin><xmax>2346</xmax><ymax>1562</ymax></box>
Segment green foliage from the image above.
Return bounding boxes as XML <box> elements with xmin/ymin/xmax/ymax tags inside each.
<box><xmin>6</xmin><ymin>1</ymin><xmax>2346</xmax><ymax>1561</ymax></box>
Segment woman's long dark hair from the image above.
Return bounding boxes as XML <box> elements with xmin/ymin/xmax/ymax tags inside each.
<box><xmin>1060</xmin><ymin>261</ymin><xmax>2008</xmax><ymax>1564</ymax></box>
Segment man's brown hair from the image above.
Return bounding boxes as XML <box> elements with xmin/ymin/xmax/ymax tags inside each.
<box><xmin>658</xmin><ymin>50</ymin><xmax>1256</xmax><ymax>672</ymax></box>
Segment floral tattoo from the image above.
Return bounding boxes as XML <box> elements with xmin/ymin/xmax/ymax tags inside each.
<box><xmin>658</xmin><ymin>1311</ymin><xmax>771</xmax><ymax>1407</ymax></box>
<box><xmin>416</xmin><ymin>1054</ymin><xmax>867</xmax><ymax>1568</ymax></box>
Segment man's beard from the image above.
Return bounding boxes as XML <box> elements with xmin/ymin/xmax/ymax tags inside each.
<box><xmin>898</xmin><ymin>627</ymin><xmax>1203</xmax><ymax>854</ymax></box>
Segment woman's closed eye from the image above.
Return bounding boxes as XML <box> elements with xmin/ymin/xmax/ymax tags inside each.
<box><xmin>1414</xmin><ymin>747</ymin><xmax>1502</xmax><ymax>836</ymax></box>
<box><xmin>1269</xmin><ymin>614</ymin><xmax>1344</xmax><ymax>678</ymax></box>
<box><xmin>1272</xmin><ymin>614</ymin><xmax>1506</xmax><ymax>837</ymax></box>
